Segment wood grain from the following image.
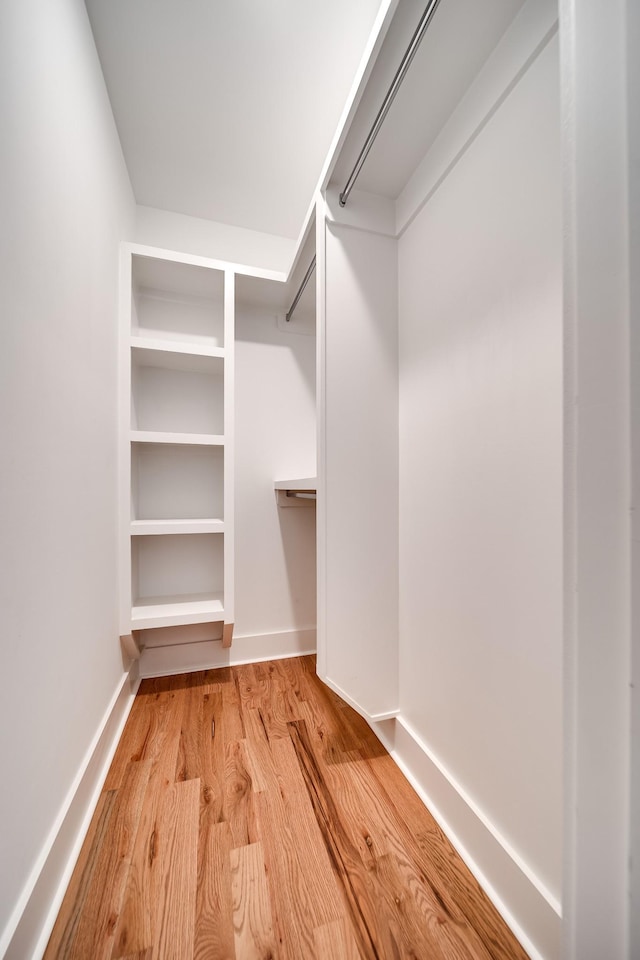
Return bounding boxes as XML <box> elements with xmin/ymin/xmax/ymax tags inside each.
<box><xmin>194</xmin><ymin>821</ymin><xmax>235</xmax><ymax>960</ymax></box>
<box><xmin>152</xmin><ymin>778</ymin><xmax>199</xmax><ymax>960</ymax></box>
<box><xmin>112</xmin><ymin>689</ymin><xmax>184</xmax><ymax>958</ymax></box>
<box><xmin>314</xmin><ymin>917</ymin><xmax>362</xmax><ymax>960</ymax></box>
<box><xmin>45</xmin><ymin>760</ymin><xmax>152</xmax><ymax>960</ymax></box>
<box><xmin>230</xmin><ymin>842</ymin><xmax>277</xmax><ymax>960</ymax></box>
<box><xmin>45</xmin><ymin>656</ymin><xmax>529</xmax><ymax>960</ymax></box>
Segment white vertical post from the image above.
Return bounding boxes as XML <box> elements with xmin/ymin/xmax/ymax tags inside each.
<box><xmin>628</xmin><ymin>0</ymin><xmax>640</xmax><ymax>954</ymax></box>
<box><xmin>315</xmin><ymin>195</ymin><xmax>327</xmax><ymax>679</ymax></box>
<box><xmin>118</xmin><ymin>244</ymin><xmax>133</xmax><ymax>638</ymax></box>
<box><xmin>560</xmin><ymin>1</ymin><xmax>632</xmax><ymax>956</ymax></box>
<box><xmin>224</xmin><ymin>270</ymin><xmax>235</xmax><ymax>634</ymax></box>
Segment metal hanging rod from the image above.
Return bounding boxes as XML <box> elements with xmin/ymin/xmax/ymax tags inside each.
<box><xmin>285</xmin><ymin>255</ymin><xmax>316</xmax><ymax>322</ymax></box>
<box><xmin>339</xmin><ymin>0</ymin><xmax>443</xmax><ymax>207</ymax></box>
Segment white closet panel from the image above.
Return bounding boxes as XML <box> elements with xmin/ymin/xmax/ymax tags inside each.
<box><xmin>318</xmin><ymin>209</ymin><xmax>399</xmax><ymax>720</ymax></box>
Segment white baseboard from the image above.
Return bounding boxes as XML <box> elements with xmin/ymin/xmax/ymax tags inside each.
<box><xmin>1</xmin><ymin>665</ymin><xmax>141</xmax><ymax>960</ymax></box>
<box><xmin>368</xmin><ymin>717</ymin><xmax>562</xmax><ymax>960</ymax></box>
<box><xmin>138</xmin><ymin>627</ymin><xmax>317</xmax><ymax>678</ymax></box>
<box><xmin>321</xmin><ymin>673</ymin><xmax>399</xmax><ymax>723</ymax></box>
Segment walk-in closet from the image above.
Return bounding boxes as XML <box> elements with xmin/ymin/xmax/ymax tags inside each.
<box><xmin>2</xmin><ymin>0</ymin><xmax>637</xmax><ymax>958</ymax></box>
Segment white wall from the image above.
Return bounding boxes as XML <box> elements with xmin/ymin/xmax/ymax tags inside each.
<box><xmin>135</xmin><ymin>205</ymin><xmax>296</xmax><ymax>276</ymax></box>
<box><xmin>235</xmin><ymin>308</ymin><xmax>317</xmax><ymax>642</ymax></box>
<box><xmin>398</xmin><ymin>27</ymin><xmax>562</xmax><ymax>939</ymax></box>
<box><xmin>0</xmin><ymin>0</ymin><xmax>135</xmax><ymax>950</ymax></box>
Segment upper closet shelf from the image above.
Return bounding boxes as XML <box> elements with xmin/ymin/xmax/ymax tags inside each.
<box><xmin>131</xmin><ymin>519</ymin><xmax>224</xmax><ymax>536</ymax></box>
<box><xmin>130</xmin><ymin>431</ymin><xmax>224</xmax><ymax>446</ymax></box>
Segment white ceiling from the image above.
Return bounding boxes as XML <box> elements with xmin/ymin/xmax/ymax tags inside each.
<box><xmin>330</xmin><ymin>0</ymin><xmax>525</xmax><ymax>199</ymax></box>
<box><xmin>85</xmin><ymin>0</ymin><xmax>385</xmax><ymax>240</ymax></box>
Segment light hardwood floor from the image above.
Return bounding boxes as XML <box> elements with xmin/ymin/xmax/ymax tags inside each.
<box><xmin>44</xmin><ymin>656</ymin><xmax>529</xmax><ymax>959</ymax></box>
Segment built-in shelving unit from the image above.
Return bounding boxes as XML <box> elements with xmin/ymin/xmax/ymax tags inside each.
<box><xmin>120</xmin><ymin>244</ymin><xmax>235</xmax><ymax>652</ymax></box>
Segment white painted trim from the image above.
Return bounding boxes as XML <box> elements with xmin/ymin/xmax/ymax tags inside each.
<box><xmin>367</xmin><ymin>716</ymin><xmax>562</xmax><ymax>960</ymax></box>
<box><xmin>399</xmin><ymin>718</ymin><xmax>559</xmax><ymax>916</ymax></box>
<box><xmin>395</xmin><ymin>0</ymin><xmax>559</xmax><ymax>236</ymax></box>
<box><xmin>223</xmin><ymin>269</ymin><xmax>235</xmax><ymax>628</ymax></box>
<box><xmin>315</xmin><ymin>195</ymin><xmax>328</xmax><ymax>683</ymax></box>
<box><xmin>560</xmin><ymin>1</ymin><xmax>633</xmax><ymax>957</ymax></box>
<box><xmin>322</xmin><ymin>674</ymin><xmax>399</xmax><ymax>724</ymax></box>
<box><xmin>138</xmin><ymin>628</ymin><xmax>317</xmax><ymax>678</ymax></box>
<box><xmin>1</xmin><ymin>667</ymin><xmax>140</xmax><ymax>960</ymax></box>
<box><xmin>123</xmin><ymin>241</ymin><xmax>287</xmax><ymax>284</ymax></box>
<box><xmin>118</xmin><ymin>244</ymin><xmax>133</xmax><ymax>637</ymax></box>
<box><xmin>629</xmin><ymin>1</ymin><xmax>640</xmax><ymax>952</ymax></box>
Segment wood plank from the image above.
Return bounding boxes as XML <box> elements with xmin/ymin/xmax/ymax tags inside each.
<box><xmin>287</xmin><ymin>719</ymin><xmax>401</xmax><ymax>960</ymax></box>
<box><xmin>175</xmin><ymin>674</ymin><xmax>206</xmax><ymax>783</ymax></box>
<box><xmin>45</xmin><ymin>761</ymin><xmax>152</xmax><ymax>960</ymax></box>
<box><xmin>105</xmin><ymin>684</ymin><xmax>181</xmax><ymax>790</ymax></box>
<box><xmin>295</xmin><ymin>660</ymin><xmax>385</xmax><ymax>764</ymax></box>
<box><xmin>224</xmin><ymin>739</ymin><xmax>258</xmax><ymax>848</ymax></box>
<box><xmin>194</xmin><ymin>821</ymin><xmax>235</xmax><ymax>960</ymax></box>
<box><xmin>270</xmin><ymin>737</ymin><xmax>346</xmax><ymax>927</ymax></box>
<box><xmin>366</xmin><ymin>753</ymin><xmax>530</xmax><ymax>960</ymax></box>
<box><xmin>250</xmin><ymin>661</ymin><xmax>305</xmax><ymax>739</ymax></box>
<box><xmin>414</xmin><ymin>822</ymin><xmax>530</xmax><ymax>960</ymax></box>
<box><xmin>44</xmin><ymin>792</ymin><xmax>116</xmax><ymax>959</ymax></box>
<box><xmin>198</xmin><ymin>687</ymin><xmax>227</xmax><ymax>826</ymax></box>
<box><xmin>111</xmin><ymin>692</ymin><xmax>184</xmax><ymax>958</ymax></box>
<box><xmin>230</xmin><ymin>842</ymin><xmax>278</xmax><ymax>960</ymax></box>
<box><xmin>313</xmin><ymin>918</ymin><xmax>362</xmax><ymax>960</ymax></box>
<box><xmin>151</xmin><ymin>778</ymin><xmax>200</xmax><ymax>960</ymax></box>
<box><xmin>254</xmin><ymin>791</ymin><xmax>317</xmax><ymax>960</ymax></box>
<box><xmin>221</xmin><ymin>674</ymin><xmax>245</xmax><ymax>743</ymax></box>
<box><xmin>234</xmin><ymin>662</ymin><xmax>266</xmax><ymax>710</ymax></box>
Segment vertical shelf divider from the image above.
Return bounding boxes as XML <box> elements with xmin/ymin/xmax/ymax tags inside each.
<box><xmin>222</xmin><ymin>270</ymin><xmax>235</xmax><ymax>648</ymax></box>
<box><xmin>118</xmin><ymin>244</ymin><xmax>133</xmax><ymax>644</ymax></box>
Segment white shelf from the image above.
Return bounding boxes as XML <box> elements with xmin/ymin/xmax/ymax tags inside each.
<box><xmin>131</xmin><ymin>338</ymin><xmax>224</xmax><ymax>375</ymax></box>
<box><xmin>131</xmin><ymin>518</ymin><xmax>224</xmax><ymax>536</ymax></box>
<box><xmin>131</xmin><ymin>592</ymin><xmax>225</xmax><ymax>630</ymax></box>
<box><xmin>274</xmin><ymin>477</ymin><xmax>317</xmax><ymax>490</ymax></box>
<box><xmin>274</xmin><ymin>477</ymin><xmax>317</xmax><ymax>507</ymax></box>
<box><xmin>130</xmin><ymin>431</ymin><xmax>224</xmax><ymax>446</ymax></box>
<box><xmin>131</xmin><ymin>334</ymin><xmax>224</xmax><ymax>359</ymax></box>
<box><xmin>131</xmin><ymin>326</ymin><xmax>223</xmax><ymax>352</ymax></box>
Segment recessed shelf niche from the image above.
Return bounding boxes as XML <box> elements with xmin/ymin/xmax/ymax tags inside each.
<box><xmin>131</xmin><ymin>356</ymin><xmax>224</xmax><ymax>435</ymax></box>
<box><xmin>131</xmin><ymin>428</ymin><xmax>224</xmax><ymax>522</ymax></box>
<box><xmin>132</xmin><ymin>254</ymin><xmax>225</xmax><ymax>348</ymax></box>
